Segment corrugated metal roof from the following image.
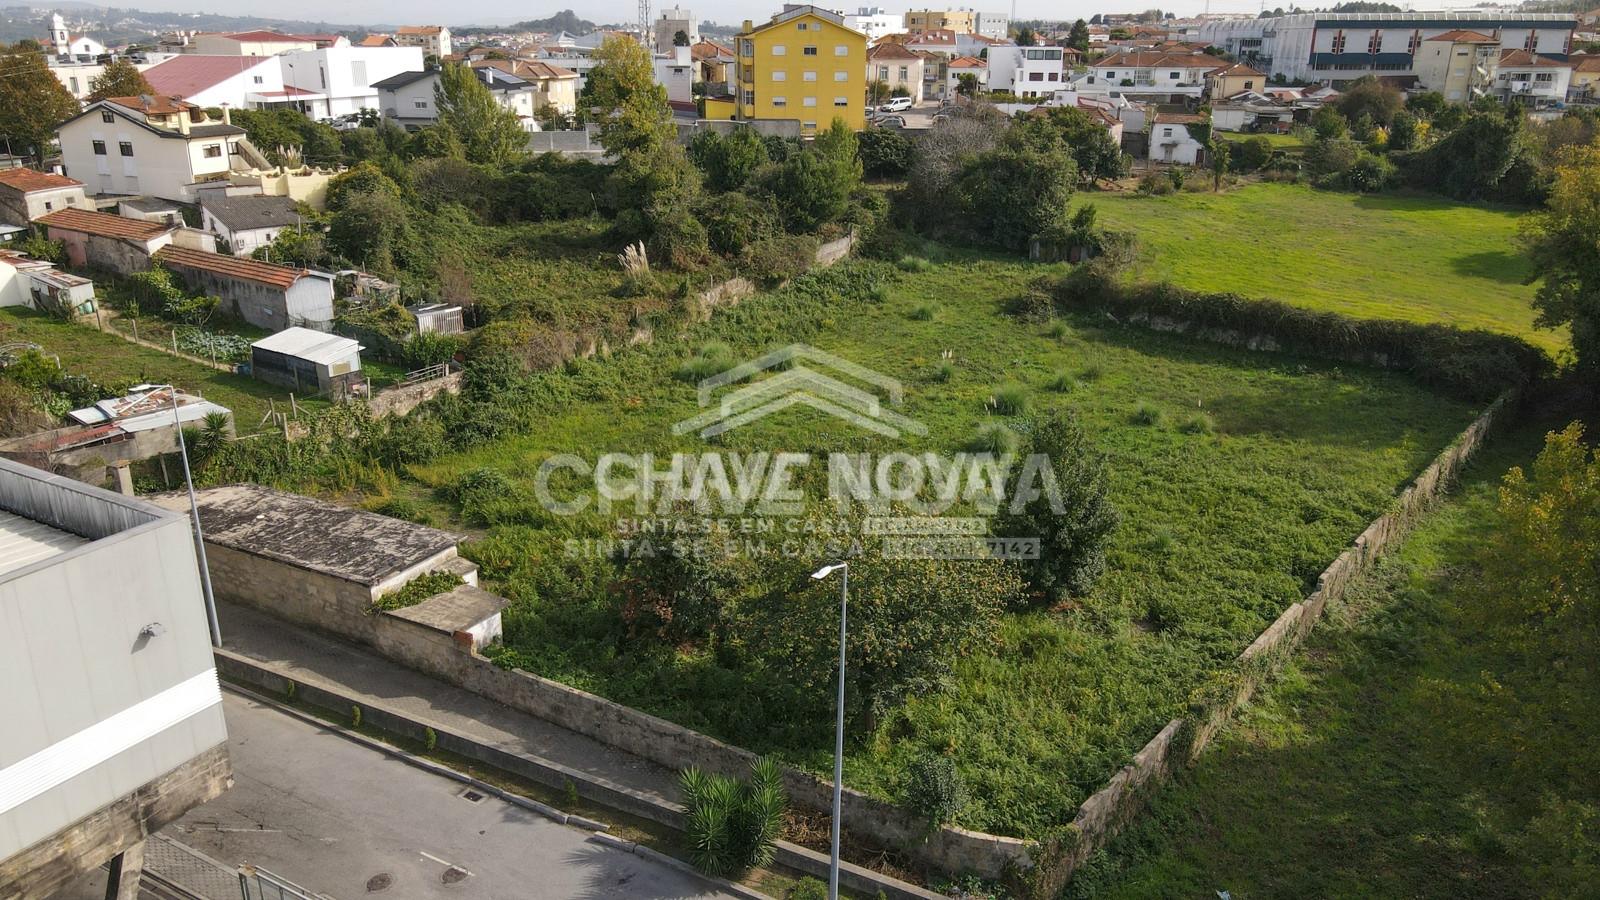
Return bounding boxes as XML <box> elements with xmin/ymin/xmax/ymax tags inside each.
<box><xmin>143</xmin><ymin>55</ymin><xmax>278</xmax><ymax>99</ymax></box>
<box><xmin>250</xmin><ymin>327</ymin><xmax>361</xmax><ymax>366</ymax></box>
<box><xmin>0</xmin><ymin>509</ymin><xmax>87</xmax><ymax>577</ymax></box>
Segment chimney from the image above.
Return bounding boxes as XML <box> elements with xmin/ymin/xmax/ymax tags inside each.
<box><xmin>221</xmin><ymin>106</ymin><xmax>231</xmax><ymax>125</ymax></box>
<box><xmin>177</xmin><ymin>107</ymin><xmax>191</xmax><ymax>135</ymax></box>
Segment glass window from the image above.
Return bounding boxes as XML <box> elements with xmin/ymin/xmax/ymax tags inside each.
<box><xmin>833</xmin><ymin>97</ymin><xmax>848</xmax><ymax>106</ymax></box>
<box><xmin>835</xmin><ymin>44</ymin><xmax>848</xmax><ymax>55</ymax></box>
<box><xmin>803</xmin><ymin>46</ymin><xmax>817</xmax><ymax>55</ymax></box>
<box><xmin>834</xmin><ymin>71</ymin><xmax>848</xmax><ymax>81</ymax></box>
<box><xmin>92</xmin><ymin>140</ymin><xmax>106</xmax><ymax>155</ymax></box>
<box><xmin>898</xmin><ymin>66</ymin><xmax>907</xmax><ymax>79</ymax></box>
<box><xmin>118</xmin><ymin>141</ymin><xmax>133</xmax><ymax>157</ymax></box>
<box><xmin>100</xmin><ymin>111</ymin><xmax>114</xmax><ymax>123</ymax></box>
<box><xmin>414</xmin><ymin>99</ymin><xmax>428</xmax><ymax>108</ymax></box>
<box><xmin>253</xmin><ymin>75</ymin><xmax>264</xmax><ymax>84</ymax></box>
<box><xmin>771</xmin><ymin>44</ymin><xmax>786</xmax><ymax>55</ymax></box>
<box><xmin>741</xmin><ymin>39</ymin><xmax>753</xmax><ymax>55</ymax></box>
<box><xmin>772</xmin><ymin>70</ymin><xmax>786</xmax><ymax>81</ymax></box>
<box><xmin>803</xmin><ymin>71</ymin><xmax>817</xmax><ymax>81</ymax></box>
<box><xmin>877</xmin><ymin>65</ymin><xmax>888</xmax><ymax>79</ymax></box>
<box><xmin>803</xmin><ymin>96</ymin><xmax>817</xmax><ymax>106</ymax></box>
<box><xmin>773</xmin><ymin>96</ymin><xmax>787</xmax><ymax>106</ymax></box>
<box><xmin>202</xmin><ymin>143</ymin><xmax>222</xmax><ymax>158</ymax></box>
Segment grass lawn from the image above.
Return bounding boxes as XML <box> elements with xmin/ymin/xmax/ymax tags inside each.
<box><xmin>0</xmin><ymin>308</ymin><xmax>312</xmax><ymax>430</ymax></box>
<box><xmin>1061</xmin><ymin>410</ymin><xmax>1593</xmax><ymax>898</ymax></box>
<box><xmin>403</xmin><ymin>255</ymin><xmax>1480</xmax><ymax>837</ymax></box>
<box><xmin>1079</xmin><ymin>182</ymin><xmax>1561</xmax><ymax>353</ymax></box>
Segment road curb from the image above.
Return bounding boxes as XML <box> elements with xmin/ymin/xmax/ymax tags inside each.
<box><xmin>586</xmin><ymin>832</ymin><xmax>778</xmax><ymax>900</ymax></box>
<box><xmin>222</xmin><ymin>681</ymin><xmax>601</xmax><ymax>831</ymax></box>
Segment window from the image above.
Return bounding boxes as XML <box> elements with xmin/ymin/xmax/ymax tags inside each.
<box><xmin>202</xmin><ymin>143</ymin><xmax>222</xmax><ymax>158</ymax></box>
<box><xmin>253</xmin><ymin>75</ymin><xmax>264</xmax><ymax>84</ymax></box>
<box><xmin>835</xmin><ymin>44</ymin><xmax>848</xmax><ymax>56</ymax></box>
<box><xmin>100</xmin><ymin>111</ymin><xmax>114</xmax><ymax>123</ymax></box>
<box><xmin>803</xmin><ymin>46</ymin><xmax>818</xmax><ymax>55</ymax></box>
<box><xmin>1104</xmin><ymin>70</ymin><xmax>1115</xmax><ymax>79</ymax></box>
<box><xmin>772</xmin><ymin>70</ymin><xmax>786</xmax><ymax>81</ymax></box>
<box><xmin>742</xmin><ymin>89</ymin><xmax>754</xmax><ymax>104</ymax></box>
<box><xmin>118</xmin><ymin>141</ymin><xmax>133</xmax><ymax>157</ymax></box>
<box><xmin>741</xmin><ymin>39</ymin><xmax>753</xmax><ymax>55</ymax></box>
<box><xmin>414</xmin><ymin>99</ymin><xmax>428</xmax><ymax>108</ymax></box>
<box><xmin>771</xmin><ymin>44</ymin><xmax>786</xmax><ymax>55</ymax></box>
<box><xmin>1169</xmin><ymin>71</ymin><xmax>1179</xmax><ymax>79</ymax></box>
<box><xmin>773</xmin><ymin>96</ymin><xmax>787</xmax><ymax>106</ymax></box>
<box><xmin>1367</xmin><ymin>30</ymin><xmax>1381</xmax><ymax>54</ymax></box>
<box><xmin>898</xmin><ymin>66</ymin><xmax>908</xmax><ymax>79</ymax></box>
<box><xmin>92</xmin><ymin>140</ymin><xmax>106</xmax><ymax>155</ymax></box>
<box><xmin>803</xmin><ymin>121</ymin><xmax>816</xmax><ymax>130</ymax></box>
<box><xmin>1331</xmin><ymin>30</ymin><xmax>1346</xmax><ymax>54</ymax></box>
<box><xmin>1048</xmin><ymin>72</ymin><xmax>1059</xmax><ymax>81</ymax></box>
<box><xmin>1524</xmin><ymin>31</ymin><xmax>1538</xmax><ymax>52</ymax></box>
<box><xmin>834</xmin><ymin>71</ymin><xmax>848</xmax><ymax>81</ymax></box>
<box><xmin>1407</xmin><ymin>29</ymin><xmax>1422</xmax><ymax>54</ymax></box>
<box><xmin>43</xmin><ymin>201</ymin><xmax>51</xmax><ymax>211</ymax></box>
<box><xmin>833</xmin><ymin>96</ymin><xmax>848</xmax><ymax>106</ymax></box>
<box><xmin>1028</xmin><ymin>71</ymin><xmax>1043</xmax><ymax>81</ymax></box>
<box><xmin>69</xmin><ymin>77</ymin><xmax>79</xmax><ymax>93</ymax></box>
<box><xmin>1535</xmin><ymin>72</ymin><xmax>1554</xmax><ymax>82</ymax></box>
<box><xmin>877</xmin><ymin>66</ymin><xmax>888</xmax><ymax>79</ymax></box>
<box><xmin>803</xmin><ymin>70</ymin><xmax>817</xmax><ymax>81</ymax></box>
<box><xmin>1162</xmin><ymin>127</ymin><xmax>1173</xmax><ymax>137</ymax></box>
<box><xmin>803</xmin><ymin>96</ymin><xmax>817</xmax><ymax>107</ymax></box>
<box><xmin>1244</xmin><ymin>79</ymin><xmax>1254</xmax><ymax>90</ymax></box>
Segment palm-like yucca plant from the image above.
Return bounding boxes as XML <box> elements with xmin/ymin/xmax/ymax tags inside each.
<box><xmin>680</xmin><ymin>757</ymin><xmax>787</xmax><ymax>878</ymax></box>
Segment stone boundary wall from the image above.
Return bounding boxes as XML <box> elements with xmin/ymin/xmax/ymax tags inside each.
<box><xmin>1023</xmin><ymin>388</ymin><xmax>1519</xmax><ymax>896</ymax></box>
<box><xmin>367</xmin><ymin>370</ymin><xmax>464</xmax><ymax>418</ymax></box>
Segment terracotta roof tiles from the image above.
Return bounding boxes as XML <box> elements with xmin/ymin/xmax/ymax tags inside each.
<box><xmin>155</xmin><ymin>246</ymin><xmax>308</xmax><ymax>290</ymax></box>
<box><xmin>0</xmin><ymin>168</ymin><xmax>82</xmax><ymax>193</ymax></box>
<box><xmin>38</xmin><ymin>208</ymin><xmax>170</xmax><ymax>241</ymax></box>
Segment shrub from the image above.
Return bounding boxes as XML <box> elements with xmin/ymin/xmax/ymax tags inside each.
<box><xmin>1006</xmin><ymin>288</ymin><xmax>1056</xmax><ymax>323</ymax></box>
<box><xmin>932</xmin><ymin>360</ymin><xmax>956</xmax><ymax>383</ymax></box>
<box><xmin>857</xmin><ymin>127</ymin><xmax>913</xmax><ymax>178</ymax></box>
<box><xmin>903</xmin><ymin>754</ymin><xmax>967</xmax><ymax>827</ymax></box>
<box><xmin>1179</xmin><ymin>411</ymin><xmax>1216</xmax><ymax>434</ymax></box>
<box><xmin>1079</xmin><ymin>363</ymin><xmax>1104</xmax><ymax>382</ymax></box>
<box><xmin>1130</xmin><ymin>402</ymin><xmax>1164</xmax><ymax>426</ymax></box>
<box><xmin>1230</xmin><ymin>136</ymin><xmax>1273</xmax><ymax>173</ymax></box>
<box><xmin>370</xmin><ymin>570</ymin><xmax>464</xmax><ymax>613</ymax></box>
<box><xmin>996</xmin><ymin>410</ymin><xmax>1120</xmax><ymax>604</ymax></box>
<box><xmin>990</xmin><ymin>383</ymin><xmax>1029</xmax><ymax>415</ymax></box>
<box><xmin>449</xmin><ymin>467</ymin><xmax>516</xmax><ymax>524</ymax></box>
<box><xmin>1342</xmin><ymin>152</ymin><xmax>1397</xmax><ymax>193</ymax></box>
<box><xmin>1047</xmin><ymin>371</ymin><xmax>1078</xmax><ymax>392</ymax></box>
<box><xmin>897</xmin><ymin>255</ymin><xmax>933</xmax><ymax>273</ymax></box>
<box><xmin>966</xmin><ymin>422</ymin><xmax>1019</xmax><ymax>455</ymax></box>
<box><xmin>401</xmin><ymin>331</ymin><xmax>461</xmax><ymax>370</ymax></box>
<box><xmin>680</xmin><ymin>757</ymin><xmax>787</xmax><ymax>878</ymax></box>
<box><xmin>741</xmin><ymin>233</ymin><xmax>820</xmax><ymax>287</ymax></box>
<box><xmin>676</xmin><ymin>342</ymin><xmax>735</xmax><ymax>382</ymax></box>
<box><xmin>909</xmin><ymin>303</ymin><xmax>937</xmax><ymax>321</ymax></box>
<box><xmin>1136</xmin><ymin>171</ymin><xmax>1175</xmax><ymax>195</ymax></box>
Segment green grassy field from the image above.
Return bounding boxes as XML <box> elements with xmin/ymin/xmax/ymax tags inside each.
<box><xmin>0</xmin><ymin>308</ymin><xmax>310</xmax><ymax>429</ymax></box>
<box><xmin>1080</xmin><ymin>183</ymin><xmax>1560</xmax><ymax>352</ymax></box>
<box><xmin>1062</xmin><ymin>411</ymin><xmax>1595</xmax><ymax>898</ymax></box>
<box><xmin>403</xmin><ymin>256</ymin><xmax>1480</xmax><ymax>837</ymax></box>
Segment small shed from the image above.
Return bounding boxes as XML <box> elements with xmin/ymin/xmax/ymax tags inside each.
<box><xmin>407</xmin><ymin>302</ymin><xmax>464</xmax><ymax>335</ymax></box>
<box><xmin>156</xmin><ymin>245</ymin><xmax>333</xmax><ymax>332</ymax></box>
<box><xmin>250</xmin><ymin>327</ymin><xmax>364</xmax><ymax>397</ymax></box>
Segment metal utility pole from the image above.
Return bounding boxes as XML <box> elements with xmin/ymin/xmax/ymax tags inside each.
<box><xmin>810</xmin><ymin>561</ymin><xmax>850</xmax><ymax>900</ymax></box>
<box><xmin>641</xmin><ymin>0</ymin><xmax>653</xmax><ymax>50</ymax></box>
<box><xmin>167</xmin><ymin>386</ymin><xmax>222</xmax><ymax>647</ymax></box>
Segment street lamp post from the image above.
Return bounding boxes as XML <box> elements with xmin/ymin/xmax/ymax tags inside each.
<box><xmin>810</xmin><ymin>561</ymin><xmax>849</xmax><ymax>900</ymax></box>
<box><xmin>165</xmin><ymin>386</ymin><xmax>222</xmax><ymax>647</ymax></box>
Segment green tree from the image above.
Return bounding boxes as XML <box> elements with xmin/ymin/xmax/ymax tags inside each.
<box><xmin>686</xmin><ymin>127</ymin><xmax>769</xmax><ymax>191</ymax></box>
<box><xmin>1067</xmin><ymin>19</ymin><xmax>1090</xmax><ymax>52</ymax></box>
<box><xmin>87</xmin><ymin>58</ymin><xmax>153</xmax><ymax>102</ymax></box>
<box><xmin>1522</xmin><ymin>142</ymin><xmax>1600</xmax><ymax>381</ymax></box>
<box><xmin>1311</xmin><ymin>104</ymin><xmax>1349</xmax><ymax>140</ymax></box>
<box><xmin>435</xmin><ymin>63</ymin><xmax>527</xmax><ymax>166</ymax></box>
<box><xmin>1229</xmin><ymin>135</ymin><xmax>1273</xmax><ymax>172</ymax></box>
<box><xmin>1413</xmin><ymin>108</ymin><xmax>1532</xmax><ymax>201</ymax></box>
<box><xmin>1016</xmin><ymin>26</ymin><xmax>1038</xmax><ymax>46</ymax></box>
<box><xmin>956</xmin><ymin>72</ymin><xmax>979</xmax><ymax>96</ymax></box>
<box><xmin>952</xmin><ymin>142</ymin><xmax>1077</xmax><ymax>250</ymax></box>
<box><xmin>857</xmin><ymin>127</ymin><xmax>912</xmax><ymax>178</ymax></box>
<box><xmin>673</xmin><ymin>29</ymin><xmax>690</xmax><ymax>46</ymax></box>
<box><xmin>0</xmin><ymin>44</ymin><xmax>79</xmax><ymax>163</ymax></box>
<box><xmin>867</xmin><ymin>78</ymin><xmax>890</xmax><ymax>105</ymax></box>
<box><xmin>587</xmin><ymin>35</ymin><xmax>673</xmax><ymax>160</ymax></box>
<box><xmin>680</xmin><ymin>758</ymin><xmax>786</xmax><ymax>878</ymax></box>
<box><xmin>1334</xmin><ymin>75</ymin><xmax>1403</xmax><ymax>127</ymax></box>
<box><xmin>1008</xmin><ymin>106</ymin><xmax>1128</xmax><ymax>183</ymax></box>
<box><xmin>1388</xmin><ymin>108</ymin><xmax>1419</xmax><ymax>151</ymax></box>
<box><xmin>1208</xmin><ymin>136</ymin><xmax>1231</xmax><ymax>190</ymax></box>
<box><xmin>1406</xmin><ymin>90</ymin><xmax>1446</xmax><ymax>118</ymax></box>
<box><xmin>764</xmin><ymin>118</ymin><xmax>859</xmax><ymax>231</ymax></box>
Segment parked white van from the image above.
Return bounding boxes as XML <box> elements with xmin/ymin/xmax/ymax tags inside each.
<box><xmin>878</xmin><ymin>96</ymin><xmax>913</xmax><ymax>113</ymax></box>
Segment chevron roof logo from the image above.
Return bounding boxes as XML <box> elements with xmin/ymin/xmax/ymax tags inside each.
<box><xmin>671</xmin><ymin>344</ymin><xmax>929</xmax><ymax>439</ymax></box>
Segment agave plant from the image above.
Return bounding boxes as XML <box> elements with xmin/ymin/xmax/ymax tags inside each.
<box><xmin>680</xmin><ymin>757</ymin><xmax>787</xmax><ymax>878</ymax></box>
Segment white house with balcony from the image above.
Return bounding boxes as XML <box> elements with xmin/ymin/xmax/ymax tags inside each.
<box><xmin>1493</xmin><ymin>49</ymin><xmax>1573</xmax><ymax>107</ymax></box>
<box><xmin>986</xmin><ymin>45</ymin><xmax>1066</xmax><ymax>97</ymax></box>
<box><xmin>56</xmin><ymin>96</ymin><xmax>251</xmax><ymax>202</ymax></box>
<box><xmin>278</xmin><ymin>45</ymin><xmax>426</xmax><ymax>119</ymax></box>
<box><xmin>1084</xmin><ymin>49</ymin><xmax>1217</xmax><ymax>100</ymax></box>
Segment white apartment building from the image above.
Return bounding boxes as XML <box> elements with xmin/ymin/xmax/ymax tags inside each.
<box><xmin>57</xmin><ymin>96</ymin><xmax>248</xmax><ymax>202</ymax></box>
<box><xmin>1494</xmin><ymin>48</ymin><xmax>1574</xmax><ymax>105</ymax></box>
<box><xmin>655</xmin><ymin>44</ymin><xmax>696</xmax><ymax>104</ymax></box>
<box><xmin>279</xmin><ymin>46</ymin><xmax>427</xmax><ymax>118</ymax></box>
<box><xmin>142</xmin><ymin>55</ymin><xmax>287</xmax><ymax>111</ymax></box>
<box><xmin>1193</xmin><ymin>11</ymin><xmax>1576</xmax><ymax>83</ymax></box>
<box><xmin>987</xmin><ymin>45</ymin><xmax>1066</xmax><ymax>97</ymax></box>
<box><xmin>1083</xmin><ymin>49</ymin><xmax>1219</xmax><ymax>99</ymax></box>
<box><xmin>845</xmin><ymin>7</ymin><xmax>901</xmax><ymax>42</ymax></box>
<box><xmin>974</xmin><ymin>11</ymin><xmax>1010</xmax><ymax>40</ymax></box>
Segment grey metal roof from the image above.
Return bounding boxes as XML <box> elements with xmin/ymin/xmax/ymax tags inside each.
<box><xmin>371</xmin><ymin>69</ymin><xmax>435</xmax><ymax>90</ymax></box>
<box><xmin>250</xmin><ymin>327</ymin><xmax>360</xmax><ymax>365</ymax></box>
<box><xmin>0</xmin><ymin>509</ymin><xmax>87</xmax><ymax>578</ymax></box>
<box><xmin>200</xmin><ymin>194</ymin><xmax>300</xmax><ymax>232</ymax></box>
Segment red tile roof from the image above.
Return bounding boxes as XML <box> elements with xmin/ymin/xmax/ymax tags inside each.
<box><xmin>155</xmin><ymin>246</ymin><xmax>307</xmax><ymax>290</ymax></box>
<box><xmin>1426</xmin><ymin>29</ymin><xmax>1498</xmax><ymax>43</ymax></box>
<box><xmin>868</xmin><ymin>42</ymin><xmax>922</xmax><ymax>60</ymax></box>
<box><xmin>1499</xmin><ymin>49</ymin><xmax>1571</xmax><ymax>67</ymax></box>
<box><xmin>1573</xmin><ymin>54</ymin><xmax>1600</xmax><ymax>73</ymax></box>
<box><xmin>105</xmin><ymin>94</ymin><xmax>197</xmax><ymax>115</ymax></box>
<box><xmin>948</xmin><ymin>55</ymin><xmax>987</xmax><ymax>68</ymax></box>
<box><xmin>143</xmin><ymin>55</ymin><xmax>276</xmax><ymax>99</ymax></box>
<box><xmin>1210</xmin><ymin>61</ymin><xmax>1266</xmax><ymax>78</ymax></box>
<box><xmin>223</xmin><ymin>30</ymin><xmax>312</xmax><ymax>42</ymax></box>
<box><xmin>0</xmin><ymin>168</ymin><xmax>82</xmax><ymax>193</ymax></box>
<box><xmin>38</xmin><ymin>208</ymin><xmax>170</xmax><ymax>241</ymax></box>
<box><xmin>691</xmin><ymin>38</ymin><xmax>734</xmax><ymax>59</ymax></box>
<box><xmin>1093</xmin><ymin>50</ymin><xmax>1216</xmax><ymax>69</ymax></box>
<box><xmin>358</xmin><ymin>35</ymin><xmax>395</xmax><ymax>46</ymax></box>
<box><xmin>397</xmin><ymin>25</ymin><xmax>444</xmax><ymax>35</ymax></box>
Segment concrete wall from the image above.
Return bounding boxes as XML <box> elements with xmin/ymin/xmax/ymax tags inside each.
<box><xmin>47</xmin><ymin>228</ymin><xmax>165</xmax><ymax>275</ymax></box>
<box><xmin>366</xmin><ymin>370</ymin><xmax>464</xmax><ymax>418</ymax></box>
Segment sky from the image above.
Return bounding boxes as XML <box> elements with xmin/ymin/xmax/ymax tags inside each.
<box><xmin>114</xmin><ymin>0</ymin><xmax>1508</xmax><ymax>29</ymax></box>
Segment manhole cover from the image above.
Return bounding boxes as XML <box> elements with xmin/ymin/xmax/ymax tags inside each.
<box><xmin>442</xmin><ymin>866</ymin><xmax>469</xmax><ymax>884</ymax></box>
<box><xmin>366</xmin><ymin>873</ymin><xmax>393</xmax><ymax>892</ymax></box>
<box><xmin>459</xmin><ymin>789</ymin><xmax>485</xmax><ymax>803</ymax></box>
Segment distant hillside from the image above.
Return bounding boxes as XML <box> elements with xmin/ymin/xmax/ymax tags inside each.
<box><xmin>0</xmin><ymin>4</ymin><xmax>367</xmax><ymax>46</ymax></box>
<box><xmin>506</xmin><ymin>10</ymin><xmax>595</xmax><ymax>33</ymax></box>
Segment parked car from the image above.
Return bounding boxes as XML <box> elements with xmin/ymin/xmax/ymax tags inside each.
<box><xmin>878</xmin><ymin>96</ymin><xmax>914</xmax><ymax>113</ymax></box>
<box><xmin>875</xmin><ymin>114</ymin><xmax>908</xmax><ymax>129</ymax></box>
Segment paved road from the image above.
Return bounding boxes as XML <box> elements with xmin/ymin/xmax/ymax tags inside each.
<box><xmin>155</xmin><ymin>692</ymin><xmax>743</xmax><ymax>900</ymax></box>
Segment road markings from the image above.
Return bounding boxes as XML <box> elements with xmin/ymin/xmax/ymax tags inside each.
<box><xmin>418</xmin><ymin>850</ymin><xmax>474</xmax><ymax>878</ymax></box>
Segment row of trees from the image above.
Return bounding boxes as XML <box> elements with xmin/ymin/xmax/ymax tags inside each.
<box><xmin>0</xmin><ymin>43</ymin><xmax>154</xmax><ymax>163</ymax></box>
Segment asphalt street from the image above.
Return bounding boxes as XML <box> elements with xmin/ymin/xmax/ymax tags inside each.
<box><xmin>64</xmin><ymin>691</ymin><xmax>746</xmax><ymax>900</ymax></box>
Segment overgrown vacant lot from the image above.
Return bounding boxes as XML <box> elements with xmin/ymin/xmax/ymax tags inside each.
<box><xmin>407</xmin><ymin>256</ymin><xmax>1480</xmax><ymax>837</ymax></box>
<box><xmin>1080</xmin><ymin>183</ymin><xmax>1558</xmax><ymax>352</ymax></box>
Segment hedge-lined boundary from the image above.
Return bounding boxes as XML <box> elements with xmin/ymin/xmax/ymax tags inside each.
<box><xmin>1017</xmin><ymin>388</ymin><xmax>1519</xmax><ymax>898</ymax></box>
<box><xmin>1049</xmin><ymin>269</ymin><xmax>1550</xmax><ymax>402</ymax></box>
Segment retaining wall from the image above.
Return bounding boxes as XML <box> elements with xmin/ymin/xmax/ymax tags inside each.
<box><xmin>367</xmin><ymin>371</ymin><xmax>464</xmax><ymax>418</ymax></box>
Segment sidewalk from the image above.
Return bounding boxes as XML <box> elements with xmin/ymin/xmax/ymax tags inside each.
<box><xmin>216</xmin><ymin>600</ymin><xmax>682</xmax><ymax>807</ymax></box>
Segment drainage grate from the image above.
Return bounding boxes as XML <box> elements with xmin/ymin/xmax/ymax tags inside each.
<box><xmin>459</xmin><ymin>789</ymin><xmax>485</xmax><ymax>803</ymax></box>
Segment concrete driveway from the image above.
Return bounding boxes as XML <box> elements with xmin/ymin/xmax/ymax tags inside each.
<box><xmin>133</xmin><ymin>693</ymin><xmax>746</xmax><ymax>900</ymax></box>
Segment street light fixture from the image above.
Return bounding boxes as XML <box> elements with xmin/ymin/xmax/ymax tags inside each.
<box><xmin>810</xmin><ymin>561</ymin><xmax>848</xmax><ymax>900</ymax></box>
<box><xmin>161</xmin><ymin>385</ymin><xmax>222</xmax><ymax>647</ymax></box>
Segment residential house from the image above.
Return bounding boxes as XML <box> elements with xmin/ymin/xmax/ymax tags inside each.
<box><xmin>735</xmin><ymin>6</ymin><xmax>869</xmax><ymax>133</ymax></box>
<box><xmin>904</xmin><ymin>9</ymin><xmax>976</xmax><ymax>34</ymax></box>
<box><xmin>395</xmin><ymin>25</ymin><xmax>453</xmax><ymax>59</ymax></box>
<box><xmin>1414</xmin><ymin>30</ymin><xmax>1500</xmax><ymax>102</ymax></box>
<box><xmin>0</xmin><ymin>169</ymin><xmax>88</xmax><ymax>225</ymax></box>
<box><xmin>868</xmin><ymin>42</ymin><xmax>925</xmax><ymax>103</ymax></box>
<box><xmin>0</xmin><ymin>458</ymin><xmax>229</xmax><ymax>900</ymax></box>
<box><xmin>199</xmin><ymin>194</ymin><xmax>302</xmax><ymax>257</ymax></box>
<box><xmin>279</xmin><ymin>45</ymin><xmax>427</xmax><ymax>118</ymax></box>
<box><xmin>1494</xmin><ymin>49</ymin><xmax>1573</xmax><ymax>107</ymax></box>
<box><xmin>358</xmin><ymin>34</ymin><xmax>399</xmax><ymax>47</ymax></box>
<box><xmin>1150</xmin><ymin>111</ymin><xmax>1207</xmax><ymax>164</ymax></box>
<box><xmin>141</xmin><ymin>54</ymin><xmax>287</xmax><ymax>110</ymax></box>
<box><xmin>36</xmin><ymin>208</ymin><xmax>180</xmax><ymax>273</ymax></box>
<box><xmin>655</xmin><ymin>6</ymin><xmax>700</xmax><ymax>50</ymax></box>
<box><xmin>1084</xmin><ymin>49</ymin><xmax>1218</xmax><ymax>100</ymax></box>
<box><xmin>947</xmin><ymin>54</ymin><xmax>988</xmax><ymax>94</ymax></box>
<box><xmin>373</xmin><ymin>70</ymin><xmax>440</xmax><ymax>129</ymax></box>
<box><xmin>655</xmin><ymin>45</ymin><xmax>697</xmax><ymax>103</ymax></box>
<box><xmin>1206</xmin><ymin>60</ymin><xmax>1267</xmax><ymax>101</ymax></box>
<box><xmin>692</xmin><ymin>38</ymin><xmax>737</xmax><ymax>94</ymax></box>
<box><xmin>155</xmin><ymin>245</ymin><xmax>334</xmax><ymax>332</ymax></box>
<box><xmin>57</xmin><ymin>95</ymin><xmax>249</xmax><ymax>202</ymax></box>
<box><xmin>0</xmin><ymin>385</ymin><xmax>228</xmax><ymax>483</ymax></box>
<box><xmin>1570</xmin><ymin>53</ymin><xmax>1600</xmax><ymax>102</ymax></box>
<box><xmin>845</xmin><ymin>7</ymin><xmax>901</xmax><ymax>42</ymax></box>
<box><xmin>187</xmin><ymin>30</ymin><xmax>320</xmax><ymax>55</ymax></box>
<box><xmin>249</xmin><ymin>327</ymin><xmax>364</xmax><ymax>395</ymax></box>
<box><xmin>0</xmin><ymin>247</ymin><xmax>95</xmax><ymax>313</ymax></box>
<box><xmin>987</xmin><ymin>45</ymin><xmax>1067</xmax><ymax>97</ymax></box>
<box><xmin>473</xmin><ymin>59</ymin><xmax>580</xmax><ymax>117</ymax></box>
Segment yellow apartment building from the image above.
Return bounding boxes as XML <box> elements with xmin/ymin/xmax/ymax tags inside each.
<box><xmin>904</xmin><ymin>9</ymin><xmax>976</xmax><ymax>34</ymax></box>
<box><xmin>735</xmin><ymin>6</ymin><xmax>868</xmax><ymax>132</ymax></box>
